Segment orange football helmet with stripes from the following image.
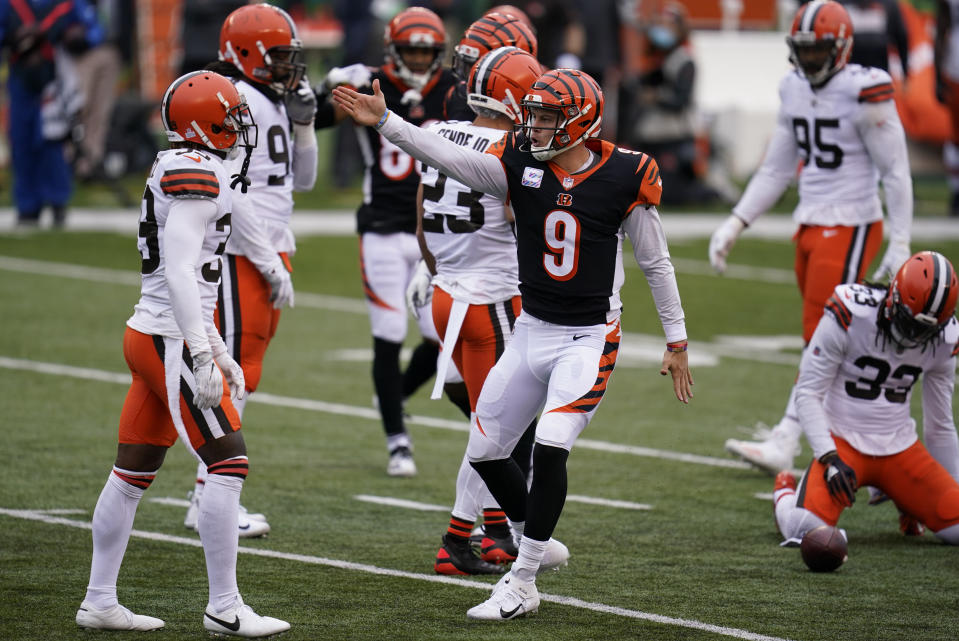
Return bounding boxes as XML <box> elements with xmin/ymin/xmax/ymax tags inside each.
<box><xmin>452</xmin><ymin>11</ymin><xmax>538</xmax><ymax>80</ymax></box>
<box><xmin>787</xmin><ymin>0</ymin><xmax>853</xmax><ymax>87</ymax></box>
<box><xmin>219</xmin><ymin>3</ymin><xmax>305</xmax><ymax>94</ymax></box>
<box><xmin>521</xmin><ymin>69</ymin><xmax>603</xmax><ymax>161</ymax></box>
<box><xmin>384</xmin><ymin>7</ymin><xmax>447</xmax><ymax>91</ymax></box>
<box><xmin>883</xmin><ymin>251</ymin><xmax>958</xmax><ymax>349</ymax></box>
<box><xmin>485</xmin><ymin>5</ymin><xmax>533</xmax><ymax>30</ymax></box>
<box><xmin>162</xmin><ymin>71</ymin><xmax>256</xmax><ymax>152</ymax></box>
<box><xmin>467</xmin><ymin>46</ymin><xmax>542</xmax><ymax>124</ymax></box>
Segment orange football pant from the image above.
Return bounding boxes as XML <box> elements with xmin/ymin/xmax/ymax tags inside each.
<box><xmin>118</xmin><ymin>328</ymin><xmax>240</xmax><ymax>450</ymax></box>
<box><xmin>431</xmin><ymin>286</ymin><xmax>521</xmax><ymax>411</ymax></box>
<box><xmin>794</xmin><ymin>221</ymin><xmax>882</xmax><ymax>342</ymax></box>
<box><xmin>215</xmin><ymin>253</ymin><xmax>286</xmax><ymax>392</ymax></box>
<box><xmin>797</xmin><ymin>436</ymin><xmax>959</xmax><ymax>533</ymax></box>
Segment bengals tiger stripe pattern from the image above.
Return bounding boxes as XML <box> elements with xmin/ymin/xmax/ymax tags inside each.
<box><xmin>549</xmin><ymin>321</ymin><xmax>621</xmax><ymax>414</ymax></box>
<box><xmin>160</xmin><ymin>168</ymin><xmax>220</xmax><ymax>198</ymax></box>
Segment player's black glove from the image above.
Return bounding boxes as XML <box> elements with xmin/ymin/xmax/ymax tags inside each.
<box><xmin>820</xmin><ymin>451</ymin><xmax>857</xmax><ymax>507</ymax></box>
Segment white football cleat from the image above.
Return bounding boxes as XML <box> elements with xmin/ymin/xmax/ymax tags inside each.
<box><xmin>203</xmin><ymin>597</ymin><xmax>290</xmax><ymax>638</ymax></box>
<box><xmin>76</xmin><ymin>601</ymin><xmax>164</xmax><ymax>631</ymax></box>
<box><xmin>725</xmin><ymin>422</ymin><xmax>800</xmax><ymax>475</ymax></box>
<box><xmin>387</xmin><ymin>446</ymin><xmax>417</xmax><ymax>477</ymax></box>
<box><xmin>537</xmin><ymin>538</ymin><xmax>569</xmax><ymax>574</ymax></box>
<box><xmin>184</xmin><ymin>489</ymin><xmax>200</xmax><ymax>530</ymax></box>
<box><xmin>467</xmin><ymin>571</ymin><xmax>539</xmax><ymax>621</ymax></box>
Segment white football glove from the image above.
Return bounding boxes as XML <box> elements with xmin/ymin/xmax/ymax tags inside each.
<box><xmin>406</xmin><ymin>259</ymin><xmax>433</xmax><ymax>320</ymax></box>
<box><xmin>708</xmin><ymin>214</ymin><xmax>746</xmax><ymax>274</ymax></box>
<box><xmin>323</xmin><ymin>63</ymin><xmax>372</xmax><ymax>91</ymax></box>
<box><xmin>284</xmin><ymin>78</ymin><xmax>317</xmax><ymax>125</ymax></box>
<box><xmin>262</xmin><ymin>261</ymin><xmax>295</xmax><ymax>309</ymax></box>
<box><xmin>871</xmin><ymin>239</ymin><xmax>911</xmax><ymax>282</ymax></box>
<box><xmin>213</xmin><ymin>348</ymin><xmax>245</xmax><ymax>401</ymax></box>
<box><xmin>192</xmin><ymin>351</ymin><xmax>223</xmax><ymax>410</ymax></box>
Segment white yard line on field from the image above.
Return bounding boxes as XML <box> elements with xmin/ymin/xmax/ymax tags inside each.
<box><xmin>0</xmin><ymin>507</ymin><xmax>795</xmax><ymax>641</ymax></box>
<box><xmin>0</xmin><ymin>355</ymin><xmax>753</xmax><ymax>471</ymax></box>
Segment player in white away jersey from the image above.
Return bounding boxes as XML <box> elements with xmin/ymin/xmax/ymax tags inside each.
<box><xmin>406</xmin><ymin>47</ymin><xmax>564</xmax><ymax>576</ymax></box>
<box><xmin>179</xmin><ymin>3</ymin><xmax>319</xmax><ymax>537</ymax></box>
<box><xmin>334</xmin><ymin>65</ymin><xmax>692</xmax><ymax>620</ymax></box>
<box><xmin>76</xmin><ymin>71</ymin><xmax>290</xmax><ymax>637</ymax></box>
<box><xmin>773</xmin><ymin>252</ymin><xmax>959</xmax><ymax>548</ymax></box>
<box><xmin>711</xmin><ymin>0</ymin><xmax>914</xmax><ymax>475</ymax></box>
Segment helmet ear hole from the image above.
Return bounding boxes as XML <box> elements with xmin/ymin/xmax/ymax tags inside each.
<box><xmin>210</xmin><ymin>124</ymin><xmax>222</xmax><ymax>134</ymax></box>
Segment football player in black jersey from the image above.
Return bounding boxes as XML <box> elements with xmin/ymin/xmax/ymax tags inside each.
<box><xmin>333</xmin><ymin>68</ymin><xmax>693</xmax><ymax>620</ymax></box>
<box><xmin>314</xmin><ymin>7</ymin><xmax>462</xmax><ymax>477</ymax></box>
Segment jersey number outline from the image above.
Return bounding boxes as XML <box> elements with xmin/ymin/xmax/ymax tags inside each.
<box><xmin>543</xmin><ymin>210</ymin><xmax>580</xmax><ymax>281</ymax></box>
<box><xmin>200</xmin><ymin>214</ymin><xmax>231</xmax><ymax>283</ymax></box>
<box><xmin>421</xmin><ymin>171</ymin><xmax>485</xmax><ymax>233</ymax></box>
<box><xmin>844</xmin><ymin>355</ymin><xmax>922</xmax><ymax>404</ymax></box>
<box><xmin>267</xmin><ymin>125</ymin><xmax>290</xmax><ymax>186</ymax></box>
<box><xmin>792</xmin><ymin>118</ymin><xmax>844</xmax><ymax>170</ymax></box>
<box><xmin>379</xmin><ymin>135</ymin><xmax>416</xmax><ymax>181</ymax></box>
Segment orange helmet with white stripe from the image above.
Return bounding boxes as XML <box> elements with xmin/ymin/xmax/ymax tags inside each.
<box><xmin>219</xmin><ymin>3</ymin><xmax>305</xmax><ymax>94</ymax></box>
<box><xmin>467</xmin><ymin>46</ymin><xmax>542</xmax><ymax>124</ymax></box>
<box><xmin>787</xmin><ymin>0</ymin><xmax>853</xmax><ymax>87</ymax></box>
<box><xmin>162</xmin><ymin>71</ymin><xmax>257</xmax><ymax>152</ymax></box>
<box><xmin>883</xmin><ymin>251</ymin><xmax>958</xmax><ymax>349</ymax></box>
<box><xmin>521</xmin><ymin>69</ymin><xmax>603</xmax><ymax>161</ymax></box>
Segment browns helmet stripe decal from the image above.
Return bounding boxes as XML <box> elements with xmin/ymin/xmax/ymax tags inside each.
<box><xmin>923</xmin><ymin>252</ymin><xmax>953</xmax><ymax>318</ymax></box>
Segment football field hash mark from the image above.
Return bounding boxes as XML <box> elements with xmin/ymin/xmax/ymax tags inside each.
<box><xmin>0</xmin><ymin>507</ymin><xmax>795</xmax><ymax>641</ymax></box>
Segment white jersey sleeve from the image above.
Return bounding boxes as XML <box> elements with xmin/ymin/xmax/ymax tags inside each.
<box><xmin>855</xmin><ymin>99</ymin><xmax>912</xmax><ymax>244</ymax></box>
<box><xmin>378</xmin><ymin>110</ymin><xmax>509</xmax><ymax>201</ymax></box>
<box><xmin>420</xmin><ymin>121</ymin><xmax>518</xmax><ymax>304</ymax></box>
<box><xmin>921</xmin><ymin>321</ymin><xmax>959</xmax><ymax>480</ymax></box>
<box><xmin>224</xmin><ymin>79</ymin><xmax>297</xmax><ymax>254</ymax></box>
<box><xmin>127</xmin><ymin>150</ymin><xmax>233</xmax><ymax>345</ymax></box>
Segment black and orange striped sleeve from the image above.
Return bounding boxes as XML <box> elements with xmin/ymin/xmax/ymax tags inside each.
<box><xmin>858</xmin><ymin>81</ymin><xmax>894</xmax><ymax>104</ymax></box>
<box><xmin>629</xmin><ymin>152</ymin><xmax>662</xmax><ymax>210</ymax></box>
<box><xmin>485</xmin><ymin>132</ymin><xmax>510</xmax><ymax>159</ymax></box>
<box><xmin>824</xmin><ymin>294</ymin><xmax>852</xmax><ymax>331</ymax></box>
<box><xmin>160</xmin><ymin>168</ymin><xmax>220</xmax><ymax>198</ymax></box>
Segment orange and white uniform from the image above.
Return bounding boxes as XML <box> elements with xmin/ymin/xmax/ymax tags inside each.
<box><xmin>777</xmin><ymin>283</ymin><xmax>959</xmax><ymax>543</ymax></box>
<box><xmin>217</xmin><ymin>77</ymin><xmax>317</xmax><ymax>395</ymax></box>
<box><xmin>734</xmin><ymin>64</ymin><xmax>913</xmax><ymax>341</ymax></box>
<box><xmin>124</xmin><ymin>148</ymin><xmax>240</xmax><ymax>452</ymax></box>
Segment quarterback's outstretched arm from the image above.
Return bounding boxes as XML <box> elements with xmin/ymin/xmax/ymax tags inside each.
<box><xmin>333</xmin><ymin>81</ymin><xmax>508</xmax><ymax>200</ymax></box>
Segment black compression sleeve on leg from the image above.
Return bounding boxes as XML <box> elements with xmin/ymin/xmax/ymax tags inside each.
<box><xmin>470</xmin><ymin>458</ymin><xmax>528</xmax><ymax>523</ymax></box>
<box><xmin>443</xmin><ymin>381</ymin><xmax>471</xmax><ymax>419</ymax></box>
<box><xmin>510</xmin><ymin>420</ymin><xmax>536</xmax><ymax>480</ymax></box>
<box><xmin>402</xmin><ymin>340</ymin><xmax>439</xmax><ymax>398</ymax></box>
<box><xmin>524</xmin><ymin>444</ymin><xmax>569</xmax><ymax>541</ymax></box>
<box><xmin>372</xmin><ymin>337</ymin><xmax>404</xmax><ymax>436</ymax></box>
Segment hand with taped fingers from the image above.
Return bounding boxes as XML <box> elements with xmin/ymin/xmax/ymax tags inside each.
<box><xmin>332</xmin><ymin>79</ymin><xmax>388</xmax><ymax>128</ymax></box>
<box><xmin>660</xmin><ymin>342</ymin><xmax>694</xmax><ymax>404</ymax></box>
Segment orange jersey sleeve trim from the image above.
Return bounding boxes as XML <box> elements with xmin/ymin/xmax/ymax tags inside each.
<box><xmin>161</xmin><ymin>168</ymin><xmax>220</xmax><ymax>198</ymax></box>
<box><xmin>824</xmin><ymin>294</ymin><xmax>852</xmax><ymax>331</ymax></box>
<box><xmin>858</xmin><ymin>82</ymin><xmax>894</xmax><ymax>103</ymax></box>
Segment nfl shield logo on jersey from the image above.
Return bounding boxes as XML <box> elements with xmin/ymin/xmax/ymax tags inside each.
<box><xmin>562</xmin><ymin>177</ymin><xmax>574</xmax><ymax>190</ymax></box>
<box><xmin>522</xmin><ymin>167</ymin><xmax>544</xmax><ymax>188</ymax></box>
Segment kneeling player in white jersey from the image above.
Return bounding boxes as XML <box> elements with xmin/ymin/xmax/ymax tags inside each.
<box><xmin>76</xmin><ymin>72</ymin><xmax>290</xmax><ymax>637</ymax></box>
<box><xmin>710</xmin><ymin>0</ymin><xmax>914</xmax><ymax>474</ymax></box>
<box><xmin>179</xmin><ymin>3</ymin><xmax>318</xmax><ymax>538</ymax></box>
<box><xmin>773</xmin><ymin>252</ymin><xmax>959</xmax><ymax>548</ymax></box>
<box><xmin>334</xmin><ymin>67</ymin><xmax>692</xmax><ymax>620</ymax></box>
<box><xmin>409</xmin><ymin>47</ymin><xmax>565</xmax><ymax>576</ymax></box>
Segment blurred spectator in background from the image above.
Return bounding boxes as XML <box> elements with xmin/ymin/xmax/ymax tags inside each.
<box><xmin>624</xmin><ymin>2</ymin><xmax>717</xmax><ymax>205</ymax></box>
<box><xmin>1</xmin><ymin>0</ymin><xmax>102</xmax><ymax>228</ymax></box>
<box><xmin>179</xmin><ymin>0</ymin><xmax>246</xmax><ymax>75</ymax></box>
<box><xmin>72</xmin><ymin>0</ymin><xmax>125</xmax><ymax>181</ymax></box>
<box><xmin>801</xmin><ymin>0</ymin><xmax>909</xmax><ymax>73</ymax></box>
<box><xmin>497</xmin><ymin>0</ymin><xmax>581</xmax><ymax>68</ymax></box>
<box><xmin>936</xmin><ymin>0</ymin><xmax>959</xmax><ymax>216</ymax></box>
<box><xmin>572</xmin><ymin>0</ymin><xmax>621</xmax><ymax>108</ymax></box>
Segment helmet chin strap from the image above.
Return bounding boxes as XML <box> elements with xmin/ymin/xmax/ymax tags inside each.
<box><xmin>230</xmin><ymin>144</ymin><xmax>254</xmax><ymax>193</ymax></box>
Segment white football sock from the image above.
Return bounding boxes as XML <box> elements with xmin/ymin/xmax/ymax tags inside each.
<box><xmin>508</xmin><ymin>519</ymin><xmax>525</xmax><ymax>549</ymax></box>
<box><xmin>232</xmin><ymin>393</ymin><xmax>248</xmax><ymax>418</ymax></box>
<box><xmin>200</xmin><ymin>472</ymin><xmax>243</xmax><ymax>613</ymax></box>
<box><xmin>84</xmin><ymin>469</ymin><xmax>151</xmax><ymax>608</ymax></box>
<box><xmin>511</xmin><ymin>536</ymin><xmax>547</xmax><ymax>583</ymax></box>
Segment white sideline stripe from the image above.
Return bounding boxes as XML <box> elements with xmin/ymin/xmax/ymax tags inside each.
<box><xmin>354</xmin><ymin>495</ymin><xmax>449</xmax><ymax>512</ymax></box>
<box><xmin>0</xmin><ymin>356</ymin><xmax>754</xmax><ymax>471</ymax></box>
<box><xmin>755</xmin><ymin>493</ymin><xmax>774</xmax><ymax>501</ymax></box>
<box><xmin>148</xmin><ymin>497</ymin><xmax>191</xmax><ymax>508</ymax></box>
<box><xmin>566</xmin><ymin>495</ymin><xmax>652</xmax><ymax>510</ymax></box>
<box><xmin>0</xmin><ymin>507</ymin><xmax>794</xmax><ymax>641</ymax></box>
<box><xmin>352</xmin><ymin>494</ymin><xmax>653</xmax><ymax>513</ymax></box>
